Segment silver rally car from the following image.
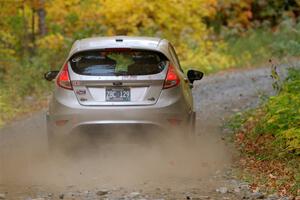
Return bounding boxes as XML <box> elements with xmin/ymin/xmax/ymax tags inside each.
<box><xmin>44</xmin><ymin>36</ymin><xmax>203</xmax><ymax>148</ymax></box>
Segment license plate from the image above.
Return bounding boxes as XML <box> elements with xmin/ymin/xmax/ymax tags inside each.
<box><xmin>106</xmin><ymin>88</ymin><xmax>130</xmax><ymax>102</ymax></box>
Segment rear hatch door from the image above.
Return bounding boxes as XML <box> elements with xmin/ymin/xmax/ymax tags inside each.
<box><xmin>68</xmin><ymin>49</ymin><xmax>168</xmax><ymax>106</ymax></box>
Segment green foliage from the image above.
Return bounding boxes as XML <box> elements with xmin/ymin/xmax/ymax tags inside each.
<box><xmin>231</xmin><ymin>68</ymin><xmax>300</xmax><ymax>195</ymax></box>
<box><xmin>239</xmin><ymin>68</ymin><xmax>300</xmax><ymax>156</ymax></box>
<box><xmin>226</xmin><ymin>111</ymin><xmax>251</xmax><ymax>133</ymax></box>
<box><xmin>224</xmin><ymin>29</ymin><xmax>272</xmax><ymax>67</ymax></box>
<box><xmin>260</xmin><ymin>69</ymin><xmax>300</xmax><ymax>155</ymax></box>
<box><xmin>209</xmin><ymin>0</ymin><xmax>300</xmax><ymax>32</ymax></box>
<box><xmin>0</xmin><ymin>49</ymin><xmax>65</xmax><ymax>125</ymax></box>
<box><xmin>223</xmin><ymin>21</ymin><xmax>300</xmax><ymax>68</ymax></box>
<box><xmin>0</xmin><ymin>94</ymin><xmax>15</xmax><ymax>127</ymax></box>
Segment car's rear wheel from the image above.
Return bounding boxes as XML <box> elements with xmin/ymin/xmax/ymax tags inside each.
<box><xmin>184</xmin><ymin>112</ymin><xmax>197</xmax><ymax>146</ymax></box>
<box><xmin>47</xmin><ymin>132</ymin><xmax>66</xmax><ymax>155</ymax></box>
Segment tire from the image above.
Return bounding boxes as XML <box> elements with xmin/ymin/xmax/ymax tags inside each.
<box><xmin>184</xmin><ymin>111</ymin><xmax>197</xmax><ymax>146</ymax></box>
<box><xmin>47</xmin><ymin>131</ymin><xmax>64</xmax><ymax>155</ymax></box>
<box><xmin>47</xmin><ymin>126</ymin><xmax>72</xmax><ymax>155</ymax></box>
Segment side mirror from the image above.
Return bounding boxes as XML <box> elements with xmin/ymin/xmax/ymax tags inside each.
<box><xmin>44</xmin><ymin>70</ymin><xmax>59</xmax><ymax>81</ymax></box>
<box><xmin>187</xmin><ymin>69</ymin><xmax>204</xmax><ymax>84</ymax></box>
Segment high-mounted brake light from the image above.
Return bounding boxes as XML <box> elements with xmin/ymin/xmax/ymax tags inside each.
<box><xmin>104</xmin><ymin>48</ymin><xmax>131</xmax><ymax>52</ymax></box>
<box><xmin>57</xmin><ymin>62</ymin><xmax>73</xmax><ymax>90</ymax></box>
<box><xmin>163</xmin><ymin>64</ymin><xmax>180</xmax><ymax>89</ymax></box>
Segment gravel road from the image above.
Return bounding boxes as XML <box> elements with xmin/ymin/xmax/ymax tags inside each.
<box><xmin>0</xmin><ymin>63</ymin><xmax>296</xmax><ymax>200</ymax></box>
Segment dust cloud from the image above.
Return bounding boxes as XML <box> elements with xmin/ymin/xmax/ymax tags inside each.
<box><xmin>0</xmin><ymin>121</ymin><xmax>231</xmax><ymax>195</ymax></box>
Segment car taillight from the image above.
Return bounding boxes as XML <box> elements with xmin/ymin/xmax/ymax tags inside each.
<box><xmin>163</xmin><ymin>64</ymin><xmax>180</xmax><ymax>89</ymax></box>
<box><xmin>57</xmin><ymin>62</ymin><xmax>73</xmax><ymax>90</ymax></box>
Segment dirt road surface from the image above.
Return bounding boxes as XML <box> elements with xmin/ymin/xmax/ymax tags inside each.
<box><xmin>0</xmin><ymin>65</ymin><xmax>294</xmax><ymax>200</ymax></box>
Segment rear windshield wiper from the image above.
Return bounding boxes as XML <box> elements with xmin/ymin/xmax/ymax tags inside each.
<box><xmin>114</xmin><ymin>71</ymin><xmax>128</xmax><ymax>76</ymax></box>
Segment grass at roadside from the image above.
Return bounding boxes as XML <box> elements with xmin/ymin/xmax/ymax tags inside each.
<box><xmin>227</xmin><ymin>68</ymin><xmax>300</xmax><ymax>196</ymax></box>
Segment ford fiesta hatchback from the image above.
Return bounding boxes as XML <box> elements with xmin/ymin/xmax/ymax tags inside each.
<box><xmin>44</xmin><ymin>36</ymin><xmax>203</xmax><ymax>149</ymax></box>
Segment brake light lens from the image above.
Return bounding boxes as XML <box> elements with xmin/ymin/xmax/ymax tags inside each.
<box><xmin>57</xmin><ymin>62</ymin><xmax>73</xmax><ymax>90</ymax></box>
<box><xmin>163</xmin><ymin>64</ymin><xmax>180</xmax><ymax>89</ymax></box>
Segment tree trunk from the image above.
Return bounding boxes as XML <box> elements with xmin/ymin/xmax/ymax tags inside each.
<box><xmin>31</xmin><ymin>7</ymin><xmax>35</xmax><ymax>48</ymax></box>
<box><xmin>37</xmin><ymin>0</ymin><xmax>46</xmax><ymax>36</ymax></box>
<box><xmin>21</xmin><ymin>0</ymin><xmax>27</xmax><ymax>57</ymax></box>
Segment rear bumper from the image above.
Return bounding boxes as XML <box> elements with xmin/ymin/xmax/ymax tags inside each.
<box><xmin>46</xmin><ymin>93</ymin><xmax>193</xmax><ymax>137</ymax></box>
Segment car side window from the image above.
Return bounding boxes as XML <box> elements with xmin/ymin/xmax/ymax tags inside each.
<box><xmin>169</xmin><ymin>44</ymin><xmax>184</xmax><ymax>73</ymax></box>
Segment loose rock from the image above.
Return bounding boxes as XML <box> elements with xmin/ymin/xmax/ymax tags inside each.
<box><xmin>240</xmin><ymin>184</ymin><xmax>250</xmax><ymax>191</ymax></box>
<box><xmin>96</xmin><ymin>190</ymin><xmax>109</xmax><ymax>196</ymax></box>
<box><xmin>280</xmin><ymin>197</ymin><xmax>290</xmax><ymax>200</ymax></box>
<box><xmin>129</xmin><ymin>192</ymin><xmax>140</xmax><ymax>198</ymax></box>
<box><xmin>197</xmin><ymin>196</ymin><xmax>210</xmax><ymax>199</ymax></box>
<box><xmin>0</xmin><ymin>193</ymin><xmax>5</xmax><ymax>200</ymax></box>
<box><xmin>216</xmin><ymin>187</ymin><xmax>228</xmax><ymax>194</ymax></box>
<box><xmin>59</xmin><ymin>193</ymin><xmax>64</xmax><ymax>199</ymax></box>
<box><xmin>234</xmin><ymin>187</ymin><xmax>241</xmax><ymax>193</ymax></box>
<box><xmin>250</xmin><ymin>192</ymin><xmax>264</xmax><ymax>199</ymax></box>
<box><xmin>266</xmin><ymin>194</ymin><xmax>279</xmax><ymax>200</ymax></box>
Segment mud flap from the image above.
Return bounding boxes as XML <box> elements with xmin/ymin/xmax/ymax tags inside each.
<box><xmin>190</xmin><ymin>111</ymin><xmax>196</xmax><ymax>136</ymax></box>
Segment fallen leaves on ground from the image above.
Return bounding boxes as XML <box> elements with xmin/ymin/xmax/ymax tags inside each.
<box><xmin>234</xmin><ymin>110</ymin><xmax>300</xmax><ymax>197</ymax></box>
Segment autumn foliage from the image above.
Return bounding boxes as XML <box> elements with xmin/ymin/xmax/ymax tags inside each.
<box><xmin>0</xmin><ymin>0</ymin><xmax>226</xmax><ymax>125</ymax></box>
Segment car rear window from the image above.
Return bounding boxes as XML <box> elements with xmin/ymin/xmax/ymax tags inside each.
<box><xmin>69</xmin><ymin>49</ymin><xmax>168</xmax><ymax>76</ymax></box>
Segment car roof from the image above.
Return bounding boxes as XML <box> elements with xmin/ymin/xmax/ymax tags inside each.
<box><xmin>69</xmin><ymin>36</ymin><xmax>170</xmax><ymax>57</ymax></box>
